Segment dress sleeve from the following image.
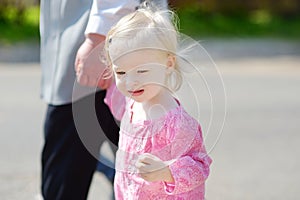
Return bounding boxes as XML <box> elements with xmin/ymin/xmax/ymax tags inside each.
<box><xmin>104</xmin><ymin>82</ymin><xmax>126</xmax><ymax>121</ymax></box>
<box><xmin>164</xmin><ymin>148</ymin><xmax>212</xmax><ymax>194</ymax></box>
<box><xmin>161</xmin><ymin>114</ymin><xmax>212</xmax><ymax>195</ymax></box>
<box><xmin>85</xmin><ymin>0</ymin><xmax>139</xmax><ymax>35</ymax></box>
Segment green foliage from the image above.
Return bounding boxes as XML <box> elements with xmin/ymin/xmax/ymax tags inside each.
<box><xmin>0</xmin><ymin>6</ymin><xmax>39</xmax><ymax>44</ymax></box>
<box><xmin>0</xmin><ymin>3</ymin><xmax>300</xmax><ymax>44</ymax></box>
<box><xmin>177</xmin><ymin>6</ymin><xmax>300</xmax><ymax>39</ymax></box>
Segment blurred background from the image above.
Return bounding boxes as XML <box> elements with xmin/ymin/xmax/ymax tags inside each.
<box><xmin>0</xmin><ymin>0</ymin><xmax>299</xmax><ymax>199</ymax></box>
<box><xmin>1</xmin><ymin>0</ymin><xmax>300</xmax><ymax>43</ymax></box>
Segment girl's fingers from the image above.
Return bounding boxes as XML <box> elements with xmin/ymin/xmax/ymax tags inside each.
<box><xmin>137</xmin><ymin>153</ymin><xmax>159</xmax><ymax>164</ymax></box>
<box><xmin>135</xmin><ymin>160</ymin><xmax>149</xmax><ymax>173</ymax></box>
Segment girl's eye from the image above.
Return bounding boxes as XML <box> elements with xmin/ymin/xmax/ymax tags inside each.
<box><xmin>116</xmin><ymin>71</ymin><xmax>126</xmax><ymax>75</ymax></box>
<box><xmin>137</xmin><ymin>70</ymin><xmax>149</xmax><ymax>73</ymax></box>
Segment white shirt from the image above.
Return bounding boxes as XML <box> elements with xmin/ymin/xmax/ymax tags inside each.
<box><xmin>85</xmin><ymin>0</ymin><xmax>139</xmax><ymax>35</ymax></box>
<box><xmin>40</xmin><ymin>0</ymin><xmax>139</xmax><ymax>105</ymax></box>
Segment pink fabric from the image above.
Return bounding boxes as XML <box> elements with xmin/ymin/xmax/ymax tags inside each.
<box><xmin>113</xmin><ymin>99</ymin><xmax>212</xmax><ymax>200</ymax></box>
<box><xmin>104</xmin><ymin>82</ymin><xmax>126</xmax><ymax>121</ymax></box>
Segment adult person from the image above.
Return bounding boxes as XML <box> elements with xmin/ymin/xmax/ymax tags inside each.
<box><xmin>39</xmin><ymin>0</ymin><xmax>139</xmax><ymax>199</ymax></box>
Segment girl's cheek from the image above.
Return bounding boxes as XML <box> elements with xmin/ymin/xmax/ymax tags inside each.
<box><xmin>115</xmin><ymin>78</ymin><xmax>122</xmax><ymax>90</ymax></box>
<box><xmin>114</xmin><ymin>74</ymin><xmax>124</xmax><ymax>85</ymax></box>
<box><xmin>116</xmin><ymin>79</ymin><xmax>127</xmax><ymax>96</ymax></box>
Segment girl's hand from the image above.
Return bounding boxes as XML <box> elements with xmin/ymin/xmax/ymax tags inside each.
<box><xmin>135</xmin><ymin>153</ymin><xmax>174</xmax><ymax>183</ymax></box>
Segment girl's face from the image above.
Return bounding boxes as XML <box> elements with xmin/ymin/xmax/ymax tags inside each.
<box><xmin>112</xmin><ymin>49</ymin><xmax>173</xmax><ymax>105</ymax></box>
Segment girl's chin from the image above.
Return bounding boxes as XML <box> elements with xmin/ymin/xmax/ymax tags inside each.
<box><xmin>130</xmin><ymin>97</ymin><xmax>144</xmax><ymax>102</ymax></box>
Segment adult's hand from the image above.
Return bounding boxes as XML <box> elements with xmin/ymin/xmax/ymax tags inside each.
<box><xmin>75</xmin><ymin>33</ymin><xmax>112</xmax><ymax>89</ymax></box>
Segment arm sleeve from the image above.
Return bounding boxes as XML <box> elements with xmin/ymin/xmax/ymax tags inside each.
<box><xmin>104</xmin><ymin>82</ymin><xmax>126</xmax><ymax>121</ymax></box>
<box><xmin>160</xmin><ymin>117</ymin><xmax>212</xmax><ymax>195</ymax></box>
<box><xmin>164</xmin><ymin>149</ymin><xmax>212</xmax><ymax>195</ymax></box>
<box><xmin>85</xmin><ymin>0</ymin><xmax>139</xmax><ymax>35</ymax></box>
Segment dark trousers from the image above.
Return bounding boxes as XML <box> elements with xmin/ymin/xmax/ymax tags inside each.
<box><xmin>42</xmin><ymin>91</ymin><xmax>119</xmax><ymax>200</ymax></box>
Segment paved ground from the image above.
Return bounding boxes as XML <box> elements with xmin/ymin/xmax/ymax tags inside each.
<box><xmin>0</xmin><ymin>39</ymin><xmax>299</xmax><ymax>199</ymax></box>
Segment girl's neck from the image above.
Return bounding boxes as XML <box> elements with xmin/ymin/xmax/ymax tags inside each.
<box><xmin>139</xmin><ymin>92</ymin><xmax>178</xmax><ymax>121</ymax></box>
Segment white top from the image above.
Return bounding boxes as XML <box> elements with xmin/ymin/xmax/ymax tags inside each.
<box><xmin>40</xmin><ymin>0</ymin><xmax>139</xmax><ymax>105</ymax></box>
<box><xmin>85</xmin><ymin>0</ymin><xmax>139</xmax><ymax>35</ymax></box>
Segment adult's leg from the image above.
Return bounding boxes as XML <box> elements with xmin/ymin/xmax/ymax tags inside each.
<box><xmin>42</xmin><ymin>90</ymin><xmax>119</xmax><ymax>200</ymax></box>
<box><xmin>95</xmin><ymin>90</ymin><xmax>119</xmax><ymax>184</ymax></box>
<box><xmin>94</xmin><ymin>90</ymin><xmax>120</xmax><ymax>146</ymax></box>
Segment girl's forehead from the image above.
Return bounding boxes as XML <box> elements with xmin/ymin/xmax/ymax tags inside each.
<box><xmin>112</xmin><ymin>63</ymin><xmax>166</xmax><ymax>72</ymax></box>
<box><xmin>112</xmin><ymin>49</ymin><xmax>166</xmax><ymax>67</ymax></box>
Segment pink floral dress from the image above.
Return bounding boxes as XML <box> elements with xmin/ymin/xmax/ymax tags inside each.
<box><xmin>105</xmin><ymin>84</ymin><xmax>212</xmax><ymax>200</ymax></box>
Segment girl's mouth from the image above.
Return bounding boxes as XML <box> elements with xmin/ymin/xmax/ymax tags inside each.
<box><xmin>128</xmin><ymin>89</ymin><xmax>144</xmax><ymax>96</ymax></box>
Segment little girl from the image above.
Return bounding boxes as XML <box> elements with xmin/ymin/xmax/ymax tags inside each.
<box><xmin>104</xmin><ymin>2</ymin><xmax>212</xmax><ymax>199</ymax></box>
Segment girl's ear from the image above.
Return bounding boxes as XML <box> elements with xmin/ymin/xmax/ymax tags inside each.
<box><xmin>166</xmin><ymin>54</ymin><xmax>176</xmax><ymax>69</ymax></box>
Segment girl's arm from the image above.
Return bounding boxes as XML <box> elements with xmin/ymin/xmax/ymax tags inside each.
<box><xmin>165</xmin><ymin>150</ymin><xmax>212</xmax><ymax>195</ymax></box>
<box><xmin>104</xmin><ymin>82</ymin><xmax>126</xmax><ymax>120</ymax></box>
<box><xmin>136</xmin><ymin>124</ymin><xmax>212</xmax><ymax>194</ymax></box>
<box><xmin>163</xmin><ymin>125</ymin><xmax>212</xmax><ymax>195</ymax></box>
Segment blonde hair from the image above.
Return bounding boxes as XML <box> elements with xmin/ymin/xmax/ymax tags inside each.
<box><xmin>104</xmin><ymin>2</ymin><xmax>183</xmax><ymax>91</ymax></box>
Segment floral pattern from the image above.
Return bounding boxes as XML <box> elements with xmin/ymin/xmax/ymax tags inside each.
<box><xmin>105</xmin><ymin>84</ymin><xmax>212</xmax><ymax>200</ymax></box>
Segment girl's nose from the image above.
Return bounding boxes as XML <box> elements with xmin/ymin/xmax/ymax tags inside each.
<box><xmin>125</xmin><ymin>73</ymin><xmax>140</xmax><ymax>90</ymax></box>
